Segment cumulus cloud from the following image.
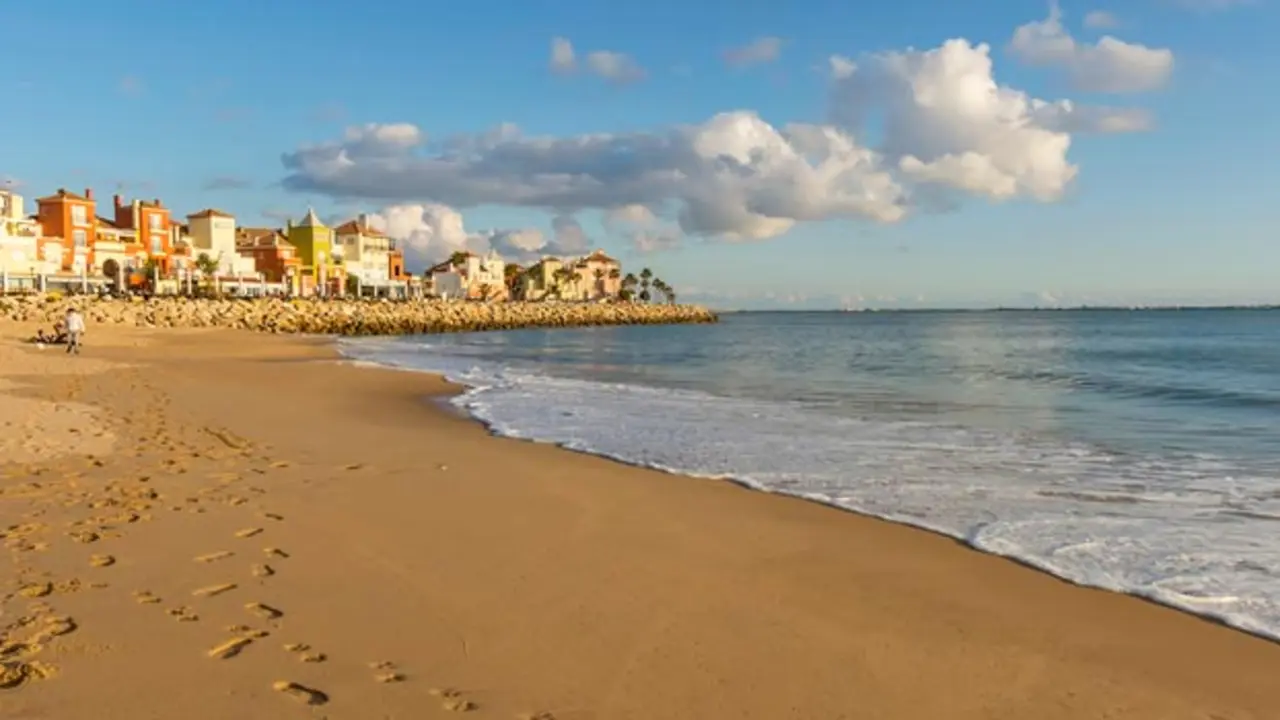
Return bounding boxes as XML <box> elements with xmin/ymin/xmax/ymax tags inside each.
<box><xmin>282</xmin><ymin>17</ymin><xmax>1161</xmax><ymax>247</ymax></box>
<box><xmin>362</xmin><ymin>203</ymin><xmax>593</xmax><ymax>270</ymax></box>
<box><xmin>724</xmin><ymin>37</ymin><xmax>784</xmax><ymax>67</ymax></box>
<box><xmin>603</xmin><ymin>204</ymin><xmax>683</xmax><ymax>253</ymax></box>
<box><xmin>1082</xmin><ymin>10</ymin><xmax>1119</xmax><ymax>29</ymax></box>
<box><xmin>547</xmin><ymin>37</ymin><xmax>646</xmax><ymax>84</ymax></box>
<box><xmin>1009</xmin><ymin>2</ymin><xmax>1174</xmax><ymax>93</ymax></box>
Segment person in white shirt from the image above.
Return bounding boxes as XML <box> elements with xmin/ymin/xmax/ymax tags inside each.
<box><xmin>64</xmin><ymin>308</ymin><xmax>86</xmax><ymax>355</ymax></box>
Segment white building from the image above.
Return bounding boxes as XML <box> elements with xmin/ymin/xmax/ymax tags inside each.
<box><xmin>186</xmin><ymin>208</ymin><xmax>257</xmax><ymax>277</ymax></box>
<box><xmin>333</xmin><ymin>214</ymin><xmax>397</xmax><ymax>292</ymax></box>
<box><xmin>0</xmin><ymin>190</ymin><xmax>53</xmax><ymax>278</ymax></box>
<box><xmin>428</xmin><ymin>249</ymin><xmax>506</xmax><ymax>300</ymax></box>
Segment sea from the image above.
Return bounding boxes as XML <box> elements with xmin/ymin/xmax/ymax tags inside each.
<box><xmin>340</xmin><ymin>309</ymin><xmax>1280</xmax><ymax>641</ymax></box>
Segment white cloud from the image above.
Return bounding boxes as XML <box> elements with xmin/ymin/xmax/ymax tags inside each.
<box><xmin>547</xmin><ymin>38</ymin><xmax>645</xmax><ymax>84</ymax></box>
<box><xmin>1082</xmin><ymin>10</ymin><xmax>1119</xmax><ymax>28</ymax></box>
<box><xmin>549</xmin><ymin>37</ymin><xmax>575</xmax><ymax>74</ymax></box>
<box><xmin>362</xmin><ymin>203</ymin><xmax>593</xmax><ymax>270</ymax></box>
<box><xmin>1009</xmin><ymin>3</ymin><xmax>1174</xmax><ymax>93</ymax></box>
<box><xmin>724</xmin><ymin>37</ymin><xmax>784</xmax><ymax>67</ymax></box>
<box><xmin>603</xmin><ymin>203</ymin><xmax>683</xmax><ymax>252</ymax></box>
<box><xmin>283</xmin><ymin>21</ymin><xmax>1160</xmax><ymax>248</ymax></box>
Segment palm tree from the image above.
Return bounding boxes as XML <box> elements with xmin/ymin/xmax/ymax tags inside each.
<box><xmin>651</xmin><ymin>278</ymin><xmax>672</xmax><ymax>304</ymax></box>
<box><xmin>552</xmin><ymin>267</ymin><xmax>576</xmax><ymax>300</ymax></box>
<box><xmin>639</xmin><ymin>267</ymin><xmax>653</xmax><ymax>303</ymax></box>
<box><xmin>449</xmin><ymin>251</ymin><xmax>469</xmax><ymax>269</ymax></box>
<box><xmin>593</xmin><ymin>268</ymin><xmax>605</xmax><ymax>299</ymax></box>
<box><xmin>504</xmin><ymin>264</ymin><xmax>523</xmax><ymax>293</ymax></box>
<box><xmin>620</xmin><ymin>272</ymin><xmax>638</xmax><ymax>302</ymax></box>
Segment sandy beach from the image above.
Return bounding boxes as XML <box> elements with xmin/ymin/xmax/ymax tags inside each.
<box><xmin>3</xmin><ymin>325</ymin><xmax>1280</xmax><ymax>720</ymax></box>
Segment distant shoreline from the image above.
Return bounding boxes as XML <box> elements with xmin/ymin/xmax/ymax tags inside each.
<box><xmin>716</xmin><ymin>304</ymin><xmax>1280</xmax><ymax>314</ymax></box>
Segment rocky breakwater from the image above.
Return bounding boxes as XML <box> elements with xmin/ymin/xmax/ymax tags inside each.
<box><xmin>0</xmin><ymin>296</ymin><xmax>719</xmax><ymax>336</ymax></box>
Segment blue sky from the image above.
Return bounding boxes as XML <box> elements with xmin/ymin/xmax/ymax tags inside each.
<box><xmin>5</xmin><ymin>0</ymin><xmax>1277</xmax><ymax>309</ymax></box>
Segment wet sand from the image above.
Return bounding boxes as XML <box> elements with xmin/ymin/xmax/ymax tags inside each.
<box><xmin>2</xmin><ymin>324</ymin><xmax>1279</xmax><ymax>719</ymax></box>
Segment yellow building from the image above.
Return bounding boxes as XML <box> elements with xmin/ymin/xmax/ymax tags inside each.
<box><xmin>286</xmin><ymin>208</ymin><xmax>343</xmax><ymax>295</ymax></box>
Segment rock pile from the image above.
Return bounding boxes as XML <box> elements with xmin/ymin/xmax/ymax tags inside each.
<box><xmin>0</xmin><ymin>295</ymin><xmax>719</xmax><ymax>336</ymax></box>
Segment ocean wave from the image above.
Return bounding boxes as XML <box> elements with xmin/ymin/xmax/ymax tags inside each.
<box><xmin>339</xmin><ymin>336</ymin><xmax>1280</xmax><ymax>643</ymax></box>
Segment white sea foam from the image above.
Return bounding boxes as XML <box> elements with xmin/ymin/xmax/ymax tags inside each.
<box><xmin>341</xmin><ymin>337</ymin><xmax>1280</xmax><ymax>641</ymax></box>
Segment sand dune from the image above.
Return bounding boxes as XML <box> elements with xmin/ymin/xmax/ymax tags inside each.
<box><xmin>1</xmin><ymin>324</ymin><xmax>1278</xmax><ymax>719</ymax></box>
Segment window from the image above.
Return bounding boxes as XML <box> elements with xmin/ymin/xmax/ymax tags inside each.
<box><xmin>150</xmin><ymin>237</ymin><xmax>163</xmax><ymax>255</ymax></box>
<box><xmin>148</xmin><ymin>213</ymin><xmax>162</xmax><ymax>230</ymax></box>
<box><xmin>73</xmin><ymin>229</ymin><xmax>87</xmax><ymax>247</ymax></box>
<box><xmin>71</xmin><ymin>205</ymin><xmax>87</xmax><ymax>226</ymax></box>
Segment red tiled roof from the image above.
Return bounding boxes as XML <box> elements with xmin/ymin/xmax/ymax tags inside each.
<box><xmin>187</xmin><ymin>208</ymin><xmax>234</xmax><ymax>219</ymax></box>
<box><xmin>36</xmin><ymin>188</ymin><xmax>90</xmax><ymax>203</ymax></box>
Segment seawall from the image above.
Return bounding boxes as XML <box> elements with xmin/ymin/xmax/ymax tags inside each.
<box><xmin>0</xmin><ymin>295</ymin><xmax>719</xmax><ymax>336</ymax></box>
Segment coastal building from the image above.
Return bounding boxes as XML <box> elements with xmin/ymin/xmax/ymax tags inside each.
<box><xmin>573</xmin><ymin>250</ymin><xmax>623</xmax><ymax>300</ymax></box>
<box><xmin>0</xmin><ymin>190</ymin><xmax>44</xmax><ymax>275</ymax></box>
<box><xmin>237</xmin><ymin>227</ymin><xmax>302</xmax><ymax>294</ymax></box>
<box><xmin>35</xmin><ymin>188</ymin><xmax>97</xmax><ymax>272</ymax></box>
<box><xmin>428</xmin><ymin>250</ymin><xmax>506</xmax><ymax>300</ymax></box>
<box><xmin>286</xmin><ymin>208</ymin><xmax>344</xmax><ymax>296</ymax></box>
<box><xmin>186</xmin><ymin>208</ymin><xmax>256</xmax><ymax>277</ymax></box>
<box><xmin>333</xmin><ymin>215</ymin><xmax>395</xmax><ymax>293</ymax></box>
<box><xmin>108</xmin><ymin>194</ymin><xmax>174</xmax><ymax>272</ymax></box>
<box><xmin>92</xmin><ymin>215</ymin><xmax>146</xmax><ymax>281</ymax></box>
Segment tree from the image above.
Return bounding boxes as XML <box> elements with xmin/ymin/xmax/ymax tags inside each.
<box><xmin>102</xmin><ymin>258</ymin><xmax>120</xmax><ymax>283</ymax></box>
<box><xmin>639</xmin><ymin>267</ymin><xmax>653</xmax><ymax>303</ymax></box>
<box><xmin>345</xmin><ymin>274</ymin><xmax>361</xmax><ymax>297</ymax></box>
<box><xmin>593</xmin><ymin>268</ymin><xmax>605</xmax><ymax>298</ymax></box>
<box><xmin>504</xmin><ymin>264</ymin><xmax>523</xmax><ymax>292</ymax></box>
<box><xmin>449</xmin><ymin>251</ymin><xmax>470</xmax><ymax>268</ymax></box>
<box><xmin>477</xmin><ymin>283</ymin><xmax>493</xmax><ymax>301</ymax></box>
<box><xmin>620</xmin><ymin>272</ymin><xmax>638</xmax><ymax>302</ymax></box>
<box><xmin>195</xmin><ymin>253</ymin><xmax>218</xmax><ymax>277</ymax></box>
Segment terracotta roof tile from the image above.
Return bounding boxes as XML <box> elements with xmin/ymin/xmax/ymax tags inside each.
<box><xmin>187</xmin><ymin>208</ymin><xmax>234</xmax><ymax>219</ymax></box>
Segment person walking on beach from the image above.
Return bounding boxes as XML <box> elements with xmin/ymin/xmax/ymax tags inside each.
<box><xmin>64</xmin><ymin>307</ymin><xmax>86</xmax><ymax>355</ymax></box>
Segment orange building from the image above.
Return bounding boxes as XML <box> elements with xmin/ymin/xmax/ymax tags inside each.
<box><xmin>388</xmin><ymin>242</ymin><xmax>405</xmax><ymax>280</ymax></box>
<box><xmin>112</xmin><ymin>194</ymin><xmax>173</xmax><ymax>271</ymax></box>
<box><xmin>35</xmin><ymin>188</ymin><xmax>97</xmax><ymax>272</ymax></box>
<box><xmin>236</xmin><ymin>227</ymin><xmax>302</xmax><ymax>293</ymax></box>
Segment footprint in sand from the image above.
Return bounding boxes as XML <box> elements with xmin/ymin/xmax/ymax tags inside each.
<box><xmin>226</xmin><ymin>497</ymin><xmax>249</xmax><ymax>507</ymax></box>
<box><xmin>194</xmin><ymin>551</ymin><xmax>235</xmax><ymax>563</ymax></box>
<box><xmin>29</xmin><ymin>616</ymin><xmax>78</xmax><ymax>644</ymax></box>
<box><xmin>89</xmin><ymin>554</ymin><xmax>115</xmax><ymax>568</ymax></box>
<box><xmin>0</xmin><ymin>660</ymin><xmax>56</xmax><ymax>689</ymax></box>
<box><xmin>263</xmin><ymin>547</ymin><xmax>289</xmax><ymax>559</ymax></box>
<box><xmin>234</xmin><ymin>528</ymin><xmax>263</xmax><ymax>539</ymax></box>
<box><xmin>245</xmin><ymin>602</ymin><xmax>283</xmax><ymax>620</ymax></box>
<box><xmin>167</xmin><ymin>607</ymin><xmax>199</xmax><ymax>622</ymax></box>
<box><xmin>370</xmin><ymin>660</ymin><xmax>405</xmax><ymax>681</ymax></box>
<box><xmin>133</xmin><ymin>590</ymin><xmax>162</xmax><ymax>604</ymax></box>
<box><xmin>282</xmin><ymin>642</ymin><xmax>325</xmax><ymax>663</ymax></box>
<box><xmin>226</xmin><ymin>625</ymin><xmax>269</xmax><ymax>638</ymax></box>
<box><xmin>67</xmin><ymin>530</ymin><xmax>99</xmax><ymax>544</ymax></box>
<box><xmin>192</xmin><ymin>583</ymin><xmax>237</xmax><ymax>598</ymax></box>
<box><xmin>260</xmin><ymin>512</ymin><xmax>284</xmax><ymax>521</ymax></box>
<box><xmin>19</xmin><ymin>583</ymin><xmax>52</xmax><ymax>598</ymax></box>
<box><xmin>428</xmin><ymin>688</ymin><xmax>475</xmax><ymax>712</ymax></box>
<box><xmin>268</xmin><ymin>461</ymin><xmax>291</xmax><ymax>469</ymax></box>
<box><xmin>251</xmin><ymin>564</ymin><xmax>275</xmax><ymax>578</ymax></box>
<box><xmin>272</xmin><ymin>680</ymin><xmax>328</xmax><ymax>705</ymax></box>
<box><xmin>207</xmin><ymin>637</ymin><xmax>253</xmax><ymax>659</ymax></box>
<box><xmin>517</xmin><ymin>713</ymin><xmax>557</xmax><ymax>720</ymax></box>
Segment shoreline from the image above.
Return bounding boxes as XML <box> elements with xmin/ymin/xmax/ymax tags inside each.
<box><xmin>338</xmin><ymin>336</ymin><xmax>1280</xmax><ymax>647</ymax></box>
<box><xmin>3</xmin><ymin>325</ymin><xmax>1280</xmax><ymax>719</ymax></box>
